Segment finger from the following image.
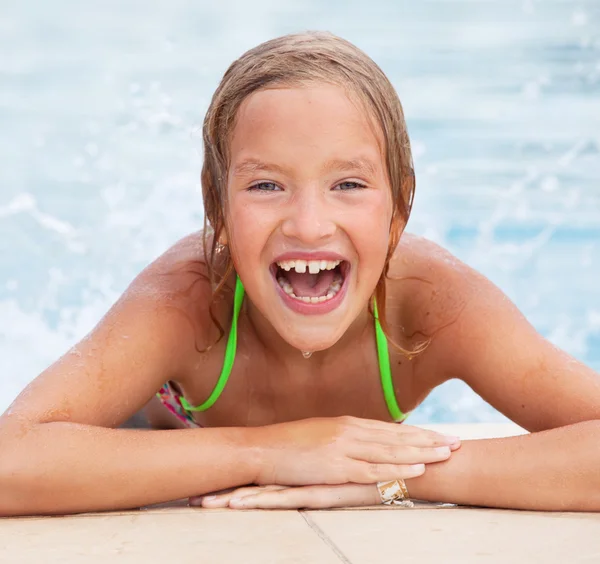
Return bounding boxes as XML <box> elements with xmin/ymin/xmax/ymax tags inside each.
<box><xmin>361</xmin><ymin>426</ymin><xmax>461</xmax><ymax>448</ymax></box>
<box><xmin>348</xmin><ymin>442</ymin><xmax>452</xmax><ymax>465</ymax></box>
<box><xmin>340</xmin><ymin>417</ymin><xmax>461</xmax><ymax>449</ymax></box>
<box><xmin>189</xmin><ymin>485</ymin><xmax>244</xmax><ymax>505</ymax></box>
<box><xmin>202</xmin><ymin>485</ymin><xmax>287</xmax><ymax>507</ymax></box>
<box><xmin>401</xmin><ymin>425</ymin><xmax>462</xmax><ymax>448</ymax></box>
<box><xmin>229</xmin><ymin>484</ymin><xmax>379</xmax><ymax>510</ymax></box>
<box><xmin>343</xmin><ymin>417</ymin><xmax>425</xmax><ymax>431</ymax></box>
<box><xmin>347</xmin><ymin>461</ymin><xmax>426</xmax><ymax>484</ymax></box>
<box><xmin>199</xmin><ymin>485</ymin><xmax>287</xmax><ymax>508</ymax></box>
<box><xmin>450</xmin><ymin>440</ymin><xmax>461</xmax><ymax>451</ymax></box>
<box><xmin>189</xmin><ymin>489</ymin><xmax>235</xmax><ymax>507</ymax></box>
<box><xmin>344</xmin><ymin>418</ymin><xmax>458</xmax><ymax>445</ymax></box>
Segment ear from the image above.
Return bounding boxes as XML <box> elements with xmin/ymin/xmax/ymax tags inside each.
<box><xmin>218</xmin><ymin>230</ymin><xmax>228</xmax><ymax>246</ymax></box>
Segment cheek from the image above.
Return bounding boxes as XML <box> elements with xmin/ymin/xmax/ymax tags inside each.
<box><xmin>229</xmin><ymin>201</ymin><xmax>258</xmax><ymax>238</ymax></box>
<box><xmin>362</xmin><ymin>221</ymin><xmax>391</xmax><ymax>271</ymax></box>
<box><xmin>227</xmin><ymin>201</ymin><xmax>276</xmax><ymax>263</ymax></box>
<box><xmin>351</xmin><ymin>194</ymin><xmax>393</xmax><ymax>257</ymax></box>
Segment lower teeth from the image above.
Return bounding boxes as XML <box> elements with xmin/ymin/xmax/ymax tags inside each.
<box><xmin>277</xmin><ymin>276</ymin><xmax>342</xmax><ymax>303</ymax></box>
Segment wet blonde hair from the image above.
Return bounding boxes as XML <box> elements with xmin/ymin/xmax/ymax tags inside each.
<box><xmin>201</xmin><ymin>31</ymin><xmax>425</xmax><ymax>357</ymax></box>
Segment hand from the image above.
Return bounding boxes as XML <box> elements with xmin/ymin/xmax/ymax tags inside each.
<box><xmin>190</xmin><ymin>483</ymin><xmax>380</xmax><ymax>510</ymax></box>
<box><xmin>248</xmin><ymin>416</ymin><xmax>461</xmax><ymax>486</ymax></box>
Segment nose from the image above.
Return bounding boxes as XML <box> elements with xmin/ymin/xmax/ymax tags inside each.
<box><xmin>280</xmin><ymin>186</ymin><xmax>336</xmax><ymax>244</ymax></box>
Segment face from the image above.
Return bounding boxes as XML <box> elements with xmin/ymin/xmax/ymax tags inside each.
<box><xmin>226</xmin><ymin>83</ymin><xmax>393</xmax><ymax>352</ymax></box>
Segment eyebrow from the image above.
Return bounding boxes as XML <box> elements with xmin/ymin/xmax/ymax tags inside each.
<box><xmin>232</xmin><ymin>159</ymin><xmax>287</xmax><ymax>177</ymax></box>
<box><xmin>232</xmin><ymin>157</ymin><xmax>379</xmax><ymax>178</ymax></box>
<box><xmin>321</xmin><ymin>157</ymin><xmax>379</xmax><ymax>177</ymax></box>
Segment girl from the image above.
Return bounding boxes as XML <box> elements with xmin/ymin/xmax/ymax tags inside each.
<box><xmin>2</xmin><ymin>31</ymin><xmax>600</xmax><ymax>516</ymax></box>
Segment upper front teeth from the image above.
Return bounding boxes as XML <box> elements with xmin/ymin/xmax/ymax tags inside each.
<box><xmin>277</xmin><ymin>259</ymin><xmax>341</xmax><ymax>274</ymax></box>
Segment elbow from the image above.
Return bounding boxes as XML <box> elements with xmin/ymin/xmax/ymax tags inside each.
<box><xmin>0</xmin><ymin>464</ymin><xmax>27</xmax><ymax>517</ymax></box>
<box><xmin>0</xmin><ymin>430</ymin><xmax>42</xmax><ymax>517</ymax></box>
<box><xmin>570</xmin><ymin>419</ymin><xmax>600</xmax><ymax>512</ymax></box>
<box><xmin>589</xmin><ymin>422</ymin><xmax>600</xmax><ymax>511</ymax></box>
<box><xmin>0</xmin><ymin>467</ymin><xmax>28</xmax><ymax>517</ymax></box>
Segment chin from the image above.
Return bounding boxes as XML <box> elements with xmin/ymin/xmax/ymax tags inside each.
<box><xmin>279</xmin><ymin>324</ymin><xmax>348</xmax><ymax>353</ymax></box>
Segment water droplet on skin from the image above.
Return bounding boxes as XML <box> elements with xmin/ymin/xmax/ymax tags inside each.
<box><xmin>301</xmin><ymin>351</ymin><xmax>313</xmax><ymax>359</ymax></box>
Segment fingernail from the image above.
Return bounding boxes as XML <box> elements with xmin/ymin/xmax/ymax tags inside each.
<box><xmin>229</xmin><ymin>497</ymin><xmax>244</xmax><ymax>507</ymax></box>
<box><xmin>435</xmin><ymin>446</ymin><xmax>451</xmax><ymax>456</ymax></box>
<box><xmin>409</xmin><ymin>463</ymin><xmax>425</xmax><ymax>474</ymax></box>
<box><xmin>444</xmin><ymin>435</ymin><xmax>460</xmax><ymax>444</ymax></box>
<box><xmin>203</xmin><ymin>495</ymin><xmax>216</xmax><ymax>501</ymax></box>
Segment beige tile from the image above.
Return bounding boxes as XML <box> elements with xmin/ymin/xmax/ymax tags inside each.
<box><xmin>308</xmin><ymin>507</ymin><xmax>600</xmax><ymax>563</ymax></box>
<box><xmin>0</xmin><ymin>508</ymin><xmax>340</xmax><ymax>564</ymax></box>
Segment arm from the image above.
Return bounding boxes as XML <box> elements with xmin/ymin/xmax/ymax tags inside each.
<box><xmin>408</xmin><ymin>252</ymin><xmax>600</xmax><ymax>511</ymax></box>
<box><xmin>0</xmin><ymin>423</ymin><xmax>259</xmax><ymax>516</ymax></box>
<box><xmin>218</xmin><ymin>247</ymin><xmax>600</xmax><ymax>511</ymax></box>
<box><xmin>206</xmin><ymin>422</ymin><xmax>600</xmax><ymax>511</ymax></box>
<box><xmin>405</xmin><ymin>421</ymin><xmax>600</xmax><ymax>511</ymax></box>
<box><xmin>0</xmin><ymin>240</ymin><xmax>260</xmax><ymax>515</ymax></box>
<box><xmin>0</xmin><ymin>238</ymin><xmax>456</xmax><ymax>515</ymax></box>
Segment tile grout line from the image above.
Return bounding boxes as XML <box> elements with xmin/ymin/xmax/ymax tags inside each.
<box><xmin>298</xmin><ymin>511</ymin><xmax>354</xmax><ymax>564</ymax></box>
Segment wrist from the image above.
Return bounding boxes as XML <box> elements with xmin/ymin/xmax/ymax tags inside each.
<box><xmin>238</xmin><ymin>426</ymin><xmax>271</xmax><ymax>484</ymax></box>
<box><xmin>404</xmin><ymin>441</ymin><xmax>472</xmax><ymax>504</ymax></box>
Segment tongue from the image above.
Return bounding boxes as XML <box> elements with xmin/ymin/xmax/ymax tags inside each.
<box><xmin>285</xmin><ymin>269</ymin><xmax>335</xmax><ymax>297</ymax></box>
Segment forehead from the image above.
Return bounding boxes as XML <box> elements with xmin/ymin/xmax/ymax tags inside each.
<box><xmin>229</xmin><ymin>83</ymin><xmax>385</xmax><ymax>172</ymax></box>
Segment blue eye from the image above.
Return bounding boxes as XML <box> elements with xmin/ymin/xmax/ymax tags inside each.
<box><xmin>248</xmin><ymin>182</ymin><xmax>281</xmax><ymax>192</ymax></box>
<box><xmin>334</xmin><ymin>181</ymin><xmax>367</xmax><ymax>191</ymax></box>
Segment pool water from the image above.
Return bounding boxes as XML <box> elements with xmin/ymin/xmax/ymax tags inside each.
<box><xmin>1</xmin><ymin>0</ymin><xmax>599</xmax><ymax>421</ymax></box>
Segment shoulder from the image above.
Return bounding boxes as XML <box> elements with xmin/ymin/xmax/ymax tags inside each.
<box><xmin>120</xmin><ymin>230</ymin><xmax>228</xmax><ymax>353</ymax></box>
<box><xmin>389</xmin><ymin>232</ymin><xmax>472</xmax><ymax>283</ymax></box>
<box><xmin>387</xmin><ymin>233</ymin><xmax>507</xmax><ymax>381</ymax></box>
<box><xmin>389</xmin><ymin>235</ymin><xmax>600</xmax><ymax>431</ymax></box>
<box><xmin>388</xmin><ymin>232</ymin><xmax>473</xmax><ymax>336</ymax></box>
<box><xmin>127</xmin><ymin>230</ymin><xmax>209</xmax><ymax>301</ymax></box>
<box><xmin>4</xmin><ymin>231</ymin><xmax>226</xmax><ymax>429</ymax></box>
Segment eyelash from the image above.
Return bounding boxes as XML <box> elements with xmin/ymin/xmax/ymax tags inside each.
<box><xmin>248</xmin><ymin>182</ymin><xmax>280</xmax><ymax>192</ymax></box>
<box><xmin>333</xmin><ymin>181</ymin><xmax>367</xmax><ymax>191</ymax></box>
<box><xmin>247</xmin><ymin>181</ymin><xmax>367</xmax><ymax>192</ymax></box>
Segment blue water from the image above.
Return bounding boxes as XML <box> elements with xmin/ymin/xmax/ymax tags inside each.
<box><xmin>1</xmin><ymin>1</ymin><xmax>599</xmax><ymax>421</ymax></box>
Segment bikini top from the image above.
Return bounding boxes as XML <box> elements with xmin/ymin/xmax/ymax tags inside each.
<box><xmin>173</xmin><ymin>274</ymin><xmax>408</xmax><ymax>422</ymax></box>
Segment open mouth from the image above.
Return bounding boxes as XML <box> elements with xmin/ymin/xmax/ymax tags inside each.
<box><xmin>269</xmin><ymin>258</ymin><xmax>350</xmax><ymax>311</ymax></box>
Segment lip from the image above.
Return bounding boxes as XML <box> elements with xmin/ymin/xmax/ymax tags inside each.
<box><xmin>273</xmin><ymin>271</ymin><xmax>349</xmax><ymax>315</ymax></box>
<box><xmin>270</xmin><ymin>252</ymin><xmax>351</xmax><ymax>316</ymax></box>
<box><xmin>272</xmin><ymin>251</ymin><xmax>348</xmax><ymax>263</ymax></box>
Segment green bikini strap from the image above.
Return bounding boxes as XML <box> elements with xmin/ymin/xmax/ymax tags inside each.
<box><xmin>179</xmin><ymin>274</ymin><xmax>245</xmax><ymax>412</ymax></box>
<box><xmin>178</xmin><ymin>274</ymin><xmax>406</xmax><ymax>422</ymax></box>
<box><xmin>373</xmin><ymin>298</ymin><xmax>408</xmax><ymax>422</ymax></box>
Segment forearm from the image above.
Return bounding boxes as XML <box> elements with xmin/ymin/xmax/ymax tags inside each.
<box><xmin>0</xmin><ymin>422</ymin><xmax>258</xmax><ymax>516</ymax></box>
<box><xmin>405</xmin><ymin>420</ymin><xmax>600</xmax><ymax>511</ymax></box>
